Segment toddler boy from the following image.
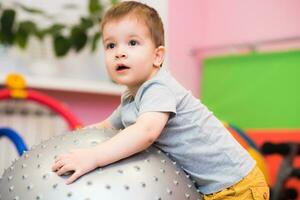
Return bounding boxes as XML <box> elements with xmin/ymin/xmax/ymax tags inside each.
<box><xmin>52</xmin><ymin>2</ymin><xmax>269</xmax><ymax>199</ymax></box>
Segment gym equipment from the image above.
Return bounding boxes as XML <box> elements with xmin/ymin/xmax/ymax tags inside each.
<box><xmin>0</xmin><ymin>127</ymin><xmax>28</xmax><ymax>156</ymax></box>
<box><xmin>0</xmin><ymin>73</ymin><xmax>83</xmax><ymax>175</ymax></box>
<box><xmin>262</xmin><ymin>142</ymin><xmax>300</xmax><ymax>200</ymax></box>
<box><xmin>0</xmin><ymin>73</ymin><xmax>82</xmax><ymax>130</ymax></box>
<box><xmin>0</xmin><ymin>128</ymin><xmax>202</xmax><ymax>200</ymax></box>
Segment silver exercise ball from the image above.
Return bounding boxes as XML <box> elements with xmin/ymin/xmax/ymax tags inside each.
<box><xmin>0</xmin><ymin>128</ymin><xmax>202</xmax><ymax>200</ymax></box>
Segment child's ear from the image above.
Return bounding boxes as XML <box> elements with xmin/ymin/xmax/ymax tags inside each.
<box><xmin>153</xmin><ymin>46</ymin><xmax>165</xmax><ymax>67</ymax></box>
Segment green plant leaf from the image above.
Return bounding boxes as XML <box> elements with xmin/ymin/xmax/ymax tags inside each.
<box><xmin>1</xmin><ymin>9</ymin><xmax>15</xmax><ymax>31</ymax></box>
<box><xmin>46</xmin><ymin>24</ymin><xmax>65</xmax><ymax>35</ymax></box>
<box><xmin>35</xmin><ymin>28</ymin><xmax>48</xmax><ymax>40</ymax></box>
<box><xmin>36</xmin><ymin>24</ymin><xmax>65</xmax><ymax>42</ymax></box>
<box><xmin>0</xmin><ymin>9</ymin><xmax>16</xmax><ymax>44</ymax></box>
<box><xmin>79</xmin><ymin>17</ymin><xmax>94</xmax><ymax>29</ymax></box>
<box><xmin>15</xmin><ymin>27</ymin><xmax>29</xmax><ymax>49</ymax></box>
<box><xmin>0</xmin><ymin>32</ymin><xmax>4</xmax><ymax>44</ymax></box>
<box><xmin>89</xmin><ymin>0</ymin><xmax>103</xmax><ymax>15</ymax></box>
<box><xmin>91</xmin><ymin>31</ymin><xmax>101</xmax><ymax>52</ymax></box>
<box><xmin>54</xmin><ymin>35</ymin><xmax>71</xmax><ymax>57</ymax></box>
<box><xmin>70</xmin><ymin>26</ymin><xmax>87</xmax><ymax>52</ymax></box>
<box><xmin>19</xmin><ymin>21</ymin><xmax>37</xmax><ymax>33</ymax></box>
<box><xmin>14</xmin><ymin>21</ymin><xmax>36</xmax><ymax>48</ymax></box>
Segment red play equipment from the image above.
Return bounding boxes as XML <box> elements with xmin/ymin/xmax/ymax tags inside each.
<box><xmin>0</xmin><ymin>73</ymin><xmax>82</xmax><ymax>130</ymax></box>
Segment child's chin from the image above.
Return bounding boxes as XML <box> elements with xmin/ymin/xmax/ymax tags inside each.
<box><xmin>114</xmin><ymin>80</ymin><xmax>130</xmax><ymax>87</ymax></box>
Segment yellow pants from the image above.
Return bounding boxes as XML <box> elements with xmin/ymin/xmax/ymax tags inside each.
<box><xmin>203</xmin><ymin>165</ymin><xmax>269</xmax><ymax>200</ymax></box>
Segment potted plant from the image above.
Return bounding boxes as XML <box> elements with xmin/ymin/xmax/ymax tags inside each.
<box><xmin>0</xmin><ymin>0</ymin><xmax>118</xmax><ymax>57</ymax></box>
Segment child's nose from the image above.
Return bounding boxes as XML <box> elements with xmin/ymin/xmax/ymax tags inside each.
<box><xmin>115</xmin><ymin>47</ymin><xmax>127</xmax><ymax>59</ymax></box>
<box><xmin>115</xmin><ymin>53</ymin><xmax>127</xmax><ymax>59</ymax></box>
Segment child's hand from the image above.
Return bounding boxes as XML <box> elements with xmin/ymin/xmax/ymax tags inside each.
<box><xmin>52</xmin><ymin>148</ymin><xmax>99</xmax><ymax>184</ymax></box>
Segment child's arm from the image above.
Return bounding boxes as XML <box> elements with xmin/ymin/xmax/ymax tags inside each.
<box><xmin>52</xmin><ymin>111</ymin><xmax>170</xmax><ymax>184</ymax></box>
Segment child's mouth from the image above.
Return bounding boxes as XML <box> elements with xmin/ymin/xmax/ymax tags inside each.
<box><xmin>116</xmin><ymin>65</ymin><xmax>130</xmax><ymax>72</ymax></box>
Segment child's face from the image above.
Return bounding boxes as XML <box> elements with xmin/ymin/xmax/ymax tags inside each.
<box><xmin>102</xmin><ymin>15</ymin><xmax>164</xmax><ymax>89</ymax></box>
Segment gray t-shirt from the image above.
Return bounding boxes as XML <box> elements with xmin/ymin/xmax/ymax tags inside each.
<box><xmin>109</xmin><ymin>68</ymin><xmax>255</xmax><ymax>194</ymax></box>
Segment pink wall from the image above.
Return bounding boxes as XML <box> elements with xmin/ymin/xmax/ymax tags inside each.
<box><xmin>168</xmin><ymin>0</ymin><xmax>300</xmax><ymax>97</ymax></box>
<box><xmin>168</xmin><ymin>2</ymin><xmax>300</xmax><ymax>190</ymax></box>
<box><xmin>41</xmin><ymin>0</ymin><xmax>300</xmax><ymax>126</ymax></box>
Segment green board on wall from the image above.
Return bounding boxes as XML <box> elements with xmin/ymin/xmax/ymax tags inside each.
<box><xmin>202</xmin><ymin>50</ymin><xmax>300</xmax><ymax>129</ymax></box>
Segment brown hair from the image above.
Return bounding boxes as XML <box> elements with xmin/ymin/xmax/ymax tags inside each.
<box><xmin>101</xmin><ymin>1</ymin><xmax>164</xmax><ymax>47</ymax></box>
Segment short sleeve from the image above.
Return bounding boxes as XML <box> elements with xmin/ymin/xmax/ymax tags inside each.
<box><xmin>137</xmin><ymin>82</ymin><xmax>177</xmax><ymax>116</ymax></box>
<box><xmin>108</xmin><ymin>104</ymin><xmax>124</xmax><ymax>130</ymax></box>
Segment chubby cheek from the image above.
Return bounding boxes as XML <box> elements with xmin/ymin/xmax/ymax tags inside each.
<box><xmin>106</xmin><ymin>65</ymin><xmax>116</xmax><ymax>80</ymax></box>
<box><xmin>104</xmin><ymin>52</ymin><xmax>111</xmax><ymax>66</ymax></box>
<box><xmin>104</xmin><ymin>67</ymin><xmax>116</xmax><ymax>83</ymax></box>
<box><xmin>104</xmin><ymin>55</ymin><xmax>114</xmax><ymax>73</ymax></box>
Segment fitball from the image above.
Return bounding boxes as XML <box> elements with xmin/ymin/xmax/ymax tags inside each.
<box><xmin>0</xmin><ymin>128</ymin><xmax>202</xmax><ymax>200</ymax></box>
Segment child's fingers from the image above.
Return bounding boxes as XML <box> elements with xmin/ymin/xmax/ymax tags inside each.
<box><xmin>66</xmin><ymin>171</ymin><xmax>82</xmax><ymax>184</ymax></box>
<box><xmin>52</xmin><ymin>160</ymin><xmax>65</xmax><ymax>171</ymax></box>
<box><xmin>56</xmin><ymin>164</ymin><xmax>74</xmax><ymax>176</ymax></box>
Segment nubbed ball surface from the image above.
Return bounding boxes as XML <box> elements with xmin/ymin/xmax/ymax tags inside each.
<box><xmin>0</xmin><ymin>128</ymin><xmax>202</xmax><ymax>200</ymax></box>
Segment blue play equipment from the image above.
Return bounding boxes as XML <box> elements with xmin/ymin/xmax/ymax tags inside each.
<box><xmin>228</xmin><ymin>123</ymin><xmax>258</xmax><ymax>150</ymax></box>
<box><xmin>0</xmin><ymin>128</ymin><xmax>28</xmax><ymax>156</ymax></box>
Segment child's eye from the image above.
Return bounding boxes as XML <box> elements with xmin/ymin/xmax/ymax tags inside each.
<box><xmin>106</xmin><ymin>43</ymin><xmax>115</xmax><ymax>49</ymax></box>
<box><xmin>129</xmin><ymin>40</ymin><xmax>139</xmax><ymax>46</ymax></box>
